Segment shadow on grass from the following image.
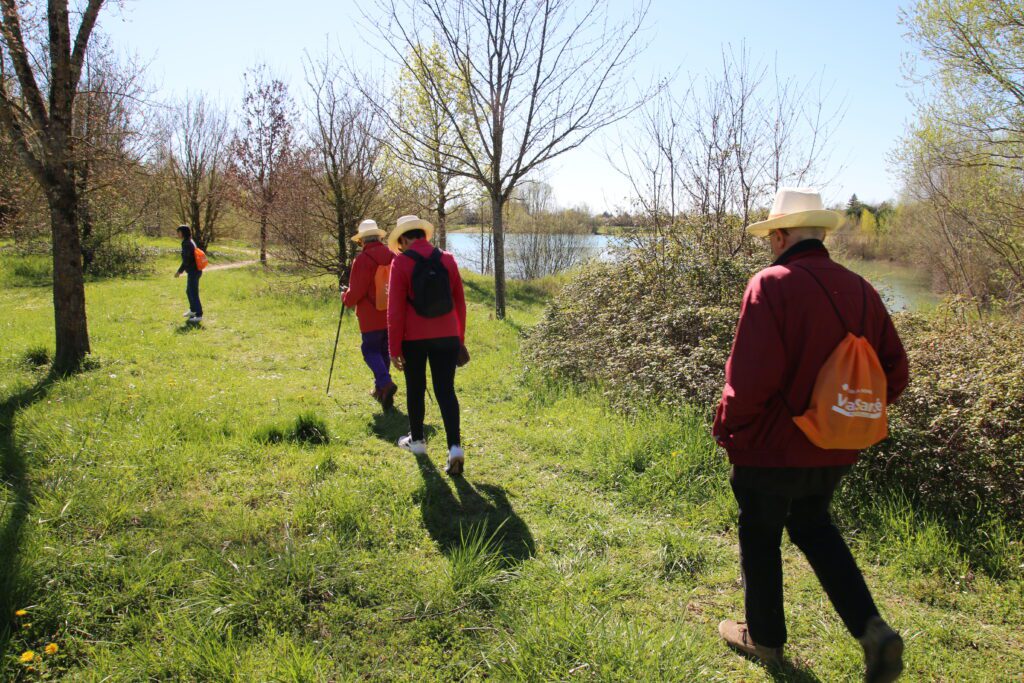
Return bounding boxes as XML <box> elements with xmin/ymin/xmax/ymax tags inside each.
<box><xmin>174</xmin><ymin>320</ymin><xmax>204</xmax><ymax>335</ymax></box>
<box><xmin>414</xmin><ymin>453</ymin><xmax>535</xmax><ymax>565</ymax></box>
<box><xmin>370</xmin><ymin>407</ymin><xmax>436</xmax><ymax>444</ymax></box>
<box><xmin>766</xmin><ymin>661</ymin><xmax>823</xmax><ymax>683</ymax></box>
<box><xmin>0</xmin><ymin>370</ymin><xmax>60</xmax><ymax>651</ymax></box>
<box><xmin>370</xmin><ymin>407</ymin><xmax>535</xmax><ymax>564</ymax></box>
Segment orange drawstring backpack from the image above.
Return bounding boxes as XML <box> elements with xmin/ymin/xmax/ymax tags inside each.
<box><xmin>372</xmin><ymin>264</ymin><xmax>391</xmax><ymax>312</ymax></box>
<box><xmin>790</xmin><ymin>267</ymin><xmax>889</xmax><ymax>450</ymax></box>
<box><xmin>194</xmin><ymin>246</ymin><xmax>209</xmax><ymax>270</ymax></box>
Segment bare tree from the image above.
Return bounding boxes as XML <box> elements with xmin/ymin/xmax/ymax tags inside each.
<box><xmin>0</xmin><ymin>0</ymin><xmax>105</xmax><ymax>372</ymax></box>
<box><xmin>608</xmin><ymin>45</ymin><xmax>840</xmax><ymax>261</ymax></box>
<box><xmin>166</xmin><ymin>95</ymin><xmax>229</xmax><ymax>250</ymax></box>
<box><xmin>232</xmin><ymin>64</ymin><xmax>295</xmax><ymax>265</ymax></box>
<box><xmin>368</xmin><ymin>0</ymin><xmax>652</xmax><ymax>318</ymax></box>
<box><xmin>288</xmin><ymin>50</ymin><xmax>388</xmax><ymax>286</ymax></box>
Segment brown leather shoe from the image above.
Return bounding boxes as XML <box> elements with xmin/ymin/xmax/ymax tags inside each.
<box><xmin>860</xmin><ymin>616</ymin><xmax>904</xmax><ymax>683</ymax></box>
<box><xmin>381</xmin><ymin>382</ymin><xmax>398</xmax><ymax>410</ymax></box>
<box><xmin>718</xmin><ymin>620</ymin><xmax>784</xmax><ymax>664</ymax></box>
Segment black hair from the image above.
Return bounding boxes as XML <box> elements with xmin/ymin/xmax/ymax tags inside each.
<box><xmin>402</xmin><ymin>229</ymin><xmax>426</xmax><ymax>241</ymax></box>
<box><xmin>176</xmin><ymin>225</ymin><xmax>191</xmax><ymax>239</ymax></box>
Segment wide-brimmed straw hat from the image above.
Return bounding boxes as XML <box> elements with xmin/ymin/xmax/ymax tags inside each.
<box><xmin>745</xmin><ymin>188</ymin><xmax>842</xmax><ymax>237</ymax></box>
<box><xmin>388</xmin><ymin>215</ymin><xmax>434</xmax><ymax>252</ymax></box>
<box><xmin>352</xmin><ymin>219</ymin><xmax>386</xmax><ymax>243</ymax></box>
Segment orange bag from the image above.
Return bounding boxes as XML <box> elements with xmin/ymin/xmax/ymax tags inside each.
<box><xmin>791</xmin><ymin>268</ymin><xmax>888</xmax><ymax>450</ymax></box>
<box><xmin>373</xmin><ymin>264</ymin><xmax>390</xmax><ymax>311</ymax></box>
<box><xmin>194</xmin><ymin>246</ymin><xmax>209</xmax><ymax>270</ymax></box>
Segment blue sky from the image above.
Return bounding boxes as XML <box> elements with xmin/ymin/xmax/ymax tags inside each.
<box><xmin>104</xmin><ymin>0</ymin><xmax>918</xmax><ymax>212</ymax></box>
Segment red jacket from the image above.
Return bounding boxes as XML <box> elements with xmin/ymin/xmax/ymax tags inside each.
<box><xmin>343</xmin><ymin>241</ymin><xmax>393</xmax><ymax>333</ymax></box>
<box><xmin>387</xmin><ymin>239</ymin><xmax>467</xmax><ymax>358</ymax></box>
<box><xmin>713</xmin><ymin>242</ymin><xmax>909</xmax><ymax>467</ymax></box>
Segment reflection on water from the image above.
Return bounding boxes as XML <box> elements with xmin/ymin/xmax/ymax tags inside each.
<box><xmin>443</xmin><ymin>233</ymin><xmax>935</xmax><ymax>313</ymax></box>
<box><xmin>840</xmin><ymin>258</ymin><xmax>937</xmax><ymax>312</ymax></box>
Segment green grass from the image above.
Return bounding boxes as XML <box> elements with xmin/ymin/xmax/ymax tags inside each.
<box><xmin>0</xmin><ymin>248</ymin><xmax>1021</xmax><ymax>680</ymax></box>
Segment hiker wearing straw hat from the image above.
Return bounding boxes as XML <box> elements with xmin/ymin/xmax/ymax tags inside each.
<box><xmin>342</xmin><ymin>219</ymin><xmax>397</xmax><ymax>408</ymax></box>
<box><xmin>713</xmin><ymin>188</ymin><xmax>910</xmax><ymax>682</ymax></box>
<box><xmin>386</xmin><ymin>215</ymin><xmax>469</xmax><ymax>476</ymax></box>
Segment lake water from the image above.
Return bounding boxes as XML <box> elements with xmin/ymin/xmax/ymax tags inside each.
<box><xmin>445</xmin><ymin>232</ymin><xmax>935</xmax><ymax>312</ymax></box>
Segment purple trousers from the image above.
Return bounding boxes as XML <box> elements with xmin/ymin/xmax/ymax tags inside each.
<box><xmin>361</xmin><ymin>330</ymin><xmax>393</xmax><ymax>389</ymax></box>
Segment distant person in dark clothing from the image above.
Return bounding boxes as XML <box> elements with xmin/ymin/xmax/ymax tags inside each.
<box><xmin>713</xmin><ymin>188</ymin><xmax>909</xmax><ymax>683</ymax></box>
<box><xmin>386</xmin><ymin>215</ymin><xmax>468</xmax><ymax>476</ymax></box>
<box><xmin>342</xmin><ymin>219</ymin><xmax>397</xmax><ymax>408</ymax></box>
<box><xmin>175</xmin><ymin>225</ymin><xmax>203</xmax><ymax>323</ymax></box>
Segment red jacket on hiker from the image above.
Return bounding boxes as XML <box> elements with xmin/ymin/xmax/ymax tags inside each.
<box><xmin>387</xmin><ymin>238</ymin><xmax>467</xmax><ymax>359</ymax></box>
<box><xmin>343</xmin><ymin>240</ymin><xmax>393</xmax><ymax>333</ymax></box>
<box><xmin>713</xmin><ymin>242</ymin><xmax>909</xmax><ymax>468</ymax></box>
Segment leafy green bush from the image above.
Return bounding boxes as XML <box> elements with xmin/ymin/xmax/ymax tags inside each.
<box><xmin>529</xmin><ymin>242</ymin><xmax>1024</xmax><ymax>540</ymax></box>
<box><xmin>84</xmin><ymin>237</ymin><xmax>155</xmax><ymax>279</ymax></box>
<box><xmin>853</xmin><ymin>313</ymin><xmax>1024</xmax><ymax>528</ymax></box>
<box><xmin>524</xmin><ymin>242</ymin><xmax>762</xmax><ymax>412</ymax></box>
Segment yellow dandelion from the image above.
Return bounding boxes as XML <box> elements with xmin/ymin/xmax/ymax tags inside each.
<box><xmin>44</xmin><ymin>643</ymin><xmax>58</xmax><ymax>655</ymax></box>
<box><xmin>19</xmin><ymin>650</ymin><xmax>34</xmax><ymax>663</ymax></box>
<box><xmin>14</xmin><ymin>609</ymin><xmax>27</xmax><ymax>617</ymax></box>
<box><xmin>22</xmin><ymin>622</ymin><xmax>31</xmax><ymax>629</ymax></box>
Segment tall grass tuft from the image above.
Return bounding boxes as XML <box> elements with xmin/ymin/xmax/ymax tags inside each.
<box><xmin>447</xmin><ymin>521</ymin><xmax>513</xmax><ymax>609</ymax></box>
<box><xmin>254</xmin><ymin>412</ymin><xmax>330</xmax><ymax>447</ymax></box>
<box><xmin>22</xmin><ymin>345</ymin><xmax>51</xmax><ymax>367</ymax></box>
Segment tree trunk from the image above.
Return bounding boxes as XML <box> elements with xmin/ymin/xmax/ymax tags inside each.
<box><xmin>437</xmin><ymin>205</ymin><xmax>447</xmax><ymax>251</ymax></box>
<box><xmin>49</xmin><ymin>188</ymin><xmax>90</xmax><ymax>373</ymax></box>
<box><xmin>491</xmin><ymin>193</ymin><xmax>507</xmax><ymax>319</ymax></box>
<box><xmin>259</xmin><ymin>209</ymin><xmax>268</xmax><ymax>265</ymax></box>
<box><xmin>336</xmin><ymin>215</ymin><xmax>347</xmax><ymax>289</ymax></box>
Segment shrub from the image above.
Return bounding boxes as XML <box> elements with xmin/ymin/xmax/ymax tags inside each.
<box><xmin>853</xmin><ymin>313</ymin><xmax>1024</xmax><ymax>528</ymax></box>
<box><xmin>525</xmin><ymin>241</ymin><xmax>762</xmax><ymax>412</ymax></box>
<box><xmin>85</xmin><ymin>237</ymin><xmax>155</xmax><ymax>279</ymax></box>
<box><xmin>528</xmin><ymin>241</ymin><xmax>1024</xmax><ymax>539</ymax></box>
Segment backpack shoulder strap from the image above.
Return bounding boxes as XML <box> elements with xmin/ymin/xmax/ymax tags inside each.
<box><xmin>789</xmin><ymin>264</ymin><xmax>854</xmax><ymax>334</ymax></box>
<box><xmin>429</xmin><ymin>248</ymin><xmax>442</xmax><ymax>261</ymax></box>
<box><xmin>403</xmin><ymin>249</ymin><xmax>426</xmax><ymax>263</ymax></box>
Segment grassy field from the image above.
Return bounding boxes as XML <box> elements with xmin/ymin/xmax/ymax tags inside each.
<box><xmin>0</xmin><ymin>248</ymin><xmax>1022</xmax><ymax>681</ymax></box>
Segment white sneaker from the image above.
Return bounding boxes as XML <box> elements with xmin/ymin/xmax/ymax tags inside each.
<box><xmin>445</xmin><ymin>445</ymin><xmax>465</xmax><ymax>476</ymax></box>
<box><xmin>397</xmin><ymin>435</ymin><xmax>427</xmax><ymax>455</ymax></box>
<box><xmin>187</xmin><ymin>315</ymin><xmax>203</xmax><ymax>324</ymax></box>
<box><xmin>183</xmin><ymin>310</ymin><xmax>195</xmax><ymax>318</ymax></box>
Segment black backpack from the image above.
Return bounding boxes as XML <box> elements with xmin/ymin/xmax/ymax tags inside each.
<box><xmin>404</xmin><ymin>248</ymin><xmax>453</xmax><ymax>318</ymax></box>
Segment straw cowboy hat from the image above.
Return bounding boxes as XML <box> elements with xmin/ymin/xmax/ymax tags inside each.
<box><xmin>746</xmin><ymin>188</ymin><xmax>842</xmax><ymax>237</ymax></box>
<box><xmin>352</xmin><ymin>219</ymin><xmax>386</xmax><ymax>242</ymax></box>
<box><xmin>388</xmin><ymin>214</ymin><xmax>434</xmax><ymax>252</ymax></box>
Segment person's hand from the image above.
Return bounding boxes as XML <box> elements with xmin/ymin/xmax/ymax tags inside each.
<box><xmin>392</xmin><ymin>355</ymin><xmax>405</xmax><ymax>371</ymax></box>
<box><xmin>174</xmin><ymin>272</ymin><xmax>181</xmax><ymax>278</ymax></box>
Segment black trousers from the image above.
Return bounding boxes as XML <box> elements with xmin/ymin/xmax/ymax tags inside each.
<box><xmin>731</xmin><ymin>467</ymin><xmax>879</xmax><ymax>648</ymax></box>
<box><xmin>185</xmin><ymin>271</ymin><xmax>203</xmax><ymax>316</ymax></box>
<box><xmin>402</xmin><ymin>337</ymin><xmax>461</xmax><ymax>448</ymax></box>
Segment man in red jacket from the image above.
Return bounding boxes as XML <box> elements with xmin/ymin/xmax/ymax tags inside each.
<box><xmin>713</xmin><ymin>189</ymin><xmax>909</xmax><ymax>683</ymax></box>
<box><xmin>387</xmin><ymin>215</ymin><xmax>468</xmax><ymax>475</ymax></box>
<box><xmin>343</xmin><ymin>220</ymin><xmax>397</xmax><ymax>408</ymax></box>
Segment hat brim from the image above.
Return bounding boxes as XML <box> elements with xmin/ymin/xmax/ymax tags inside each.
<box><xmin>746</xmin><ymin>210</ymin><xmax>843</xmax><ymax>237</ymax></box>
<box><xmin>388</xmin><ymin>219</ymin><xmax>434</xmax><ymax>252</ymax></box>
<box><xmin>352</xmin><ymin>229</ymin><xmax>386</xmax><ymax>242</ymax></box>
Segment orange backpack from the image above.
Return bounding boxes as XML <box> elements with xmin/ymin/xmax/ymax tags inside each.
<box><xmin>194</xmin><ymin>245</ymin><xmax>209</xmax><ymax>270</ymax></box>
<box><xmin>790</xmin><ymin>267</ymin><xmax>889</xmax><ymax>450</ymax></box>
<box><xmin>372</xmin><ymin>264</ymin><xmax>391</xmax><ymax>311</ymax></box>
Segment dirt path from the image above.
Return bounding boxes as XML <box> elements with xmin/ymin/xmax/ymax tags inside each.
<box><xmin>205</xmin><ymin>259</ymin><xmax>257</xmax><ymax>271</ymax></box>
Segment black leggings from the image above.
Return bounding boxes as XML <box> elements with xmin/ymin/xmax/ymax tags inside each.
<box><xmin>402</xmin><ymin>337</ymin><xmax>461</xmax><ymax>448</ymax></box>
